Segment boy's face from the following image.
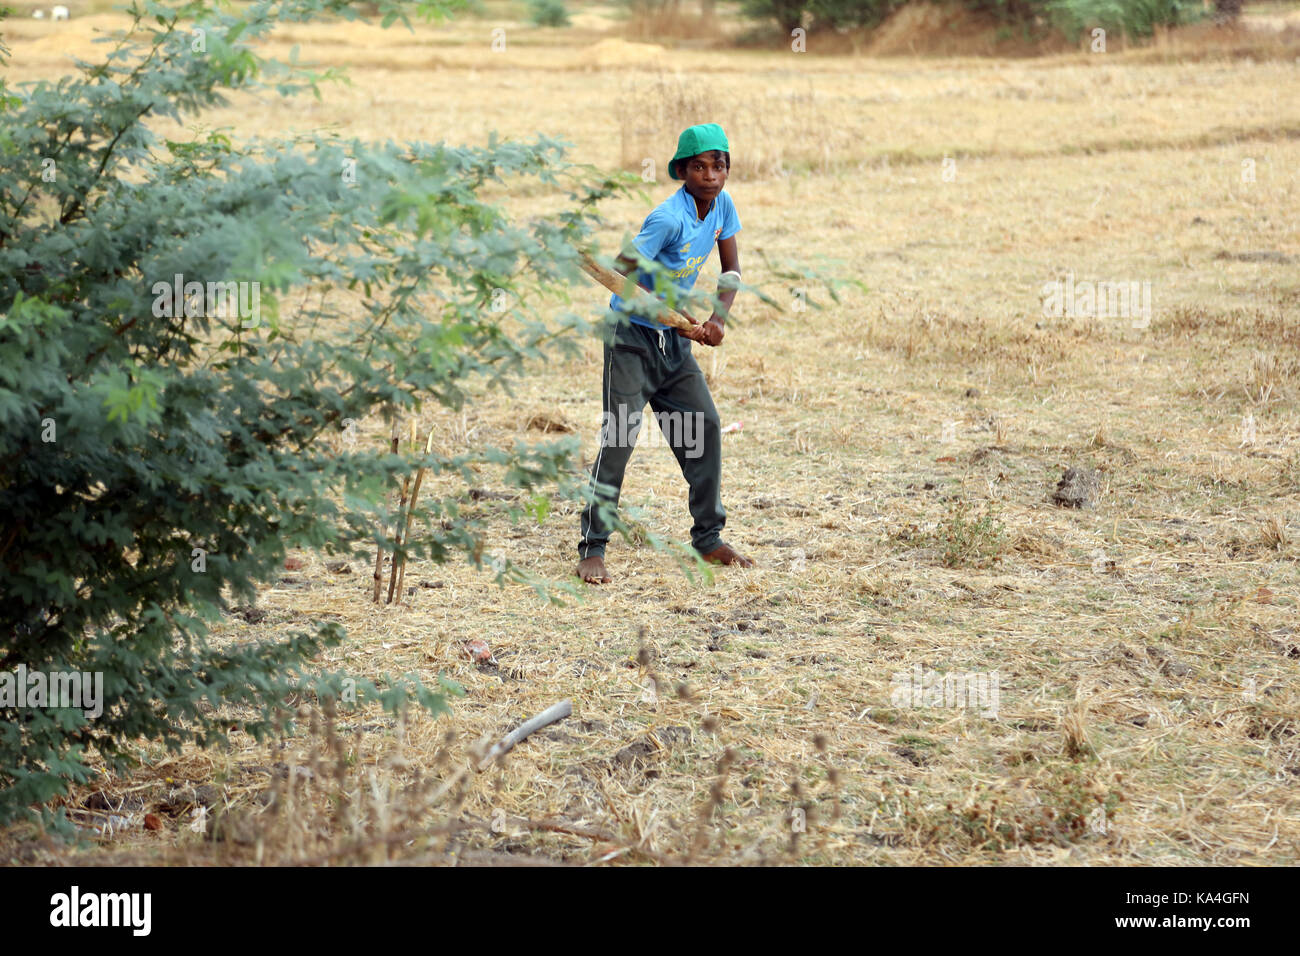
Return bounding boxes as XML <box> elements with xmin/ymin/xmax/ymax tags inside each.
<box><xmin>679</xmin><ymin>150</ymin><xmax>728</xmax><ymax>200</ymax></box>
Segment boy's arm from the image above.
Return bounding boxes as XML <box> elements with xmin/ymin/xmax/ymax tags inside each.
<box><xmin>712</xmin><ymin>235</ymin><xmax>740</xmax><ymax>324</ymax></box>
<box><xmin>686</xmin><ymin>235</ymin><xmax>739</xmax><ymax>348</ymax></box>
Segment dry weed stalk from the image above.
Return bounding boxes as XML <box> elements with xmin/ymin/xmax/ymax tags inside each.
<box><xmin>204</xmin><ymin>702</ymin><xmax>476</xmax><ymax>866</ymax></box>
<box><xmin>1061</xmin><ymin>686</ymin><xmax>1095</xmax><ymax>759</ymax></box>
<box><xmin>1261</xmin><ymin>515</ymin><xmax>1289</xmax><ymax>551</ymax></box>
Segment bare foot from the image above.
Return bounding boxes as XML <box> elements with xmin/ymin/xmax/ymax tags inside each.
<box><xmin>698</xmin><ymin>541</ymin><xmax>755</xmax><ymax>568</ymax></box>
<box><xmin>576</xmin><ymin>555</ymin><xmax>612</xmax><ymax>584</ymax></box>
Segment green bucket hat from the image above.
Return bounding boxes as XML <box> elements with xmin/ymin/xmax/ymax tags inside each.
<box><xmin>669</xmin><ymin>123</ymin><xmax>730</xmax><ymax>181</ymax></box>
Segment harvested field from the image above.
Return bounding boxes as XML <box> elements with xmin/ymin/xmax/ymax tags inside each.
<box><xmin>3</xmin><ymin>2</ymin><xmax>1297</xmax><ymax>866</ymax></box>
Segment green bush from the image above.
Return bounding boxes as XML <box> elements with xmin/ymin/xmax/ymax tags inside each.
<box><xmin>0</xmin><ymin>0</ymin><xmax>640</xmax><ymax>829</ymax></box>
<box><xmin>1044</xmin><ymin>0</ymin><xmax>1202</xmax><ymax>40</ymax></box>
<box><xmin>529</xmin><ymin>0</ymin><xmax>572</xmax><ymax>26</ymax></box>
<box><xmin>743</xmin><ymin>0</ymin><xmax>1202</xmax><ymax>38</ymax></box>
<box><xmin>968</xmin><ymin>0</ymin><xmax>1202</xmax><ymax>39</ymax></box>
<box><xmin>1212</xmin><ymin>0</ymin><xmax>1241</xmax><ymax>25</ymax></box>
<box><xmin>738</xmin><ymin>0</ymin><xmax>807</xmax><ymax>34</ymax></box>
<box><xmin>963</xmin><ymin>0</ymin><xmax>1044</xmax><ymax>23</ymax></box>
<box><xmin>740</xmin><ymin>0</ymin><xmax>898</xmax><ymax>33</ymax></box>
<box><xmin>809</xmin><ymin>0</ymin><xmax>900</xmax><ymax>29</ymax></box>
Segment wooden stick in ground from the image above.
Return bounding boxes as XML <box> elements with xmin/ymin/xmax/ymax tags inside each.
<box><xmin>578</xmin><ymin>251</ymin><xmax>695</xmax><ymax>333</ymax></box>
<box><xmin>371</xmin><ymin>531</ymin><xmax>385</xmax><ymax>604</ymax></box>
<box><xmin>369</xmin><ymin>421</ymin><xmax>397</xmax><ymax>600</ymax></box>
<box><xmin>386</xmin><ymin>471</ymin><xmax>411</xmax><ymax>605</ymax></box>
<box><xmin>373</xmin><ymin>419</ymin><xmax>401</xmax><ymax>603</ymax></box>
<box><xmin>477</xmin><ymin>700</ymin><xmax>573</xmax><ymax>772</ymax></box>
<box><xmin>393</xmin><ymin>428</ymin><xmax>435</xmax><ymax>604</ymax></box>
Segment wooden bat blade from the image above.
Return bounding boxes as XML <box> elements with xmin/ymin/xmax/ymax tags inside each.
<box><xmin>578</xmin><ymin>251</ymin><xmax>696</xmax><ymax>332</ymax></box>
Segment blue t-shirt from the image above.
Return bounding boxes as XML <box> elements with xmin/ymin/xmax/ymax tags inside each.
<box><xmin>609</xmin><ymin>185</ymin><xmax>742</xmax><ymax>331</ymax></box>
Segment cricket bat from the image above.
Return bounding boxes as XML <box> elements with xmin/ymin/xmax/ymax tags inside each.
<box><xmin>578</xmin><ymin>251</ymin><xmax>696</xmax><ymax>333</ymax></box>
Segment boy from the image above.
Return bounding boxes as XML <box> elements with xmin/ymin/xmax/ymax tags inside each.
<box><xmin>576</xmin><ymin>122</ymin><xmax>755</xmax><ymax>585</ymax></box>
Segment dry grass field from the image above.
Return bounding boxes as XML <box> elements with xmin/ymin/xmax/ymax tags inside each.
<box><xmin>4</xmin><ymin>2</ymin><xmax>1299</xmax><ymax>865</ymax></box>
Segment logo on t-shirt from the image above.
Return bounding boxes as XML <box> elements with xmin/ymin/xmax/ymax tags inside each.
<box><xmin>713</xmin><ymin>229</ymin><xmax>721</xmax><ymax>240</ymax></box>
<box><xmin>679</xmin><ymin>242</ymin><xmax>691</xmax><ymax>254</ymax></box>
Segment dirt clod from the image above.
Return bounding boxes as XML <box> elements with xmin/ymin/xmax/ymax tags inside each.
<box><xmin>1052</xmin><ymin>466</ymin><xmax>1101</xmax><ymax>509</ymax></box>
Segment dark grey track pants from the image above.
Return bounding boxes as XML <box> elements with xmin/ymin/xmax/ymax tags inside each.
<box><xmin>578</xmin><ymin>317</ymin><xmax>725</xmax><ymax>559</ymax></box>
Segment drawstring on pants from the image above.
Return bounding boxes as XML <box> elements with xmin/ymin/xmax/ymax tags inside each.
<box><xmin>657</xmin><ymin>329</ymin><xmax>666</xmax><ymax>355</ymax></box>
